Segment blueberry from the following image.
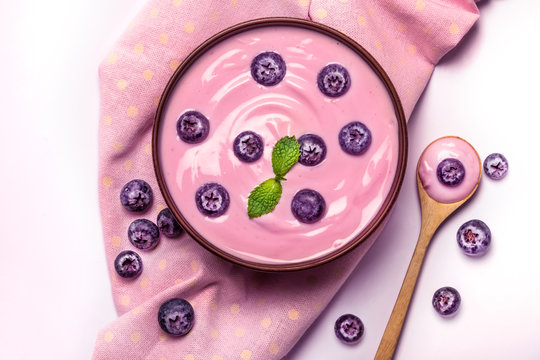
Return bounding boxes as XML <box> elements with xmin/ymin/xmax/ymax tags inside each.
<box><xmin>157</xmin><ymin>208</ymin><xmax>183</xmax><ymax>238</ymax></box>
<box><xmin>298</xmin><ymin>134</ymin><xmax>327</xmax><ymax>166</ymax></box>
<box><xmin>128</xmin><ymin>219</ymin><xmax>160</xmax><ymax>250</ymax></box>
<box><xmin>334</xmin><ymin>314</ymin><xmax>364</xmax><ymax>345</ymax></box>
<box><xmin>250</xmin><ymin>51</ymin><xmax>286</xmax><ymax>86</ymax></box>
<box><xmin>483</xmin><ymin>153</ymin><xmax>508</xmax><ymax>180</ymax></box>
<box><xmin>233</xmin><ymin>131</ymin><xmax>264</xmax><ymax>163</ymax></box>
<box><xmin>338</xmin><ymin>121</ymin><xmax>372</xmax><ymax>155</ymax></box>
<box><xmin>456</xmin><ymin>219</ymin><xmax>491</xmax><ymax>256</ymax></box>
<box><xmin>432</xmin><ymin>286</ymin><xmax>461</xmax><ymax>317</ymax></box>
<box><xmin>195</xmin><ymin>183</ymin><xmax>230</xmax><ymax>217</ymax></box>
<box><xmin>157</xmin><ymin>298</ymin><xmax>194</xmax><ymax>336</ymax></box>
<box><xmin>291</xmin><ymin>189</ymin><xmax>326</xmax><ymax>224</ymax></box>
<box><xmin>120</xmin><ymin>179</ymin><xmax>153</xmax><ymax>212</ymax></box>
<box><xmin>114</xmin><ymin>250</ymin><xmax>143</xmax><ymax>278</ymax></box>
<box><xmin>317</xmin><ymin>63</ymin><xmax>351</xmax><ymax>97</ymax></box>
<box><xmin>437</xmin><ymin>158</ymin><xmax>465</xmax><ymax>187</ymax></box>
<box><xmin>176</xmin><ymin>110</ymin><xmax>210</xmax><ymax>144</ymax></box>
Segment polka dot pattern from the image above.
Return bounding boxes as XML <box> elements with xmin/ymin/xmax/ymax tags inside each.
<box><xmin>170</xmin><ymin>59</ymin><xmax>180</xmax><ymax>70</ymax></box>
<box><xmin>102</xmin><ymin>176</ymin><xmax>113</xmax><ymax>187</ymax></box>
<box><xmin>96</xmin><ymin>0</ymin><xmax>479</xmax><ymax>358</ymax></box>
<box><xmin>143</xmin><ymin>69</ymin><xmax>154</xmax><ymax>80</ymax></box>
<box><xmin>288</xmin><ymin>309</ymin><xmax>299</xmax><ymax>320</ymax></box>
<box><xmin>184</xmin><ymin>23</ymin><xmax>195</xmax><ymax>34</ymax></box>
<box><xmin>159</xmin><ymin>33</ymin><xmax>169</xmax><ymax>44</ymax></box>
<box><xmin>230</xmin><ymin>304</ymin><xmax>241</xmax><ymax>314</ymax></box>
<box><xmin>269</xmin><ymin>343</ymin><xmax>279</xmax><ymax>355</ymax></box>
<box><xmin>130</xmin><ymin>332</ymin><xmax>141</xmax><ymax>343</ymax></box>
<box><xmin>133</xmin><ymin>43</ymin><xmax>144</xmax><ymax>54</ymax></box>
<box><xmin>120</xmin><ymin>295</ymin><xmax>131</xmax><ymax>306</ymax></box>
<box><xmin>111</xmin><ymin>235</ymin><xmax>121</xmax><ymax>247</ymax></box>
<box><xmin>123</xmin><ymin>160</ymin><xmax>132</xmax><ymax>171</ymax></box>
<box><xmin>241</xmin><ymin>350</ymin><xmax>252</xmax><ymax>360</ymax></box>
<box><xmin>235</xmin><ymin>328</ymin><xmax>246</xmax><ymax>337</ymax></box>
<box><xmin>126</xmin><ymin>106</ymin><xmax>138</xmax><ymax>117</ymax></box>
<box><xmin>357</xmin><ymin>16</ymin><xmax>367</xmax><ymax>26</ymax></box>
<box><xmin>104</xmin><ymin>331</ymin><xmax>114</xmax><ymax>343</ymax></box>
<box><xmin>261</xmin><ymin>317</ymin><xmax>272</xmax><ymax>328</ymax></box>
<box><xmin>315</xmin><ymin>8</ymin><xmax>327</xmax><ymax>19</ymax></box>
<box><xmin>158</xmin><ymin>259</ymin><xmax>167</xmax><ymax>270</ymax></box>
<box><xmin>107</xmin><ymin>53</ymin><xmax>118</xmax><ymax>64</ymax></box>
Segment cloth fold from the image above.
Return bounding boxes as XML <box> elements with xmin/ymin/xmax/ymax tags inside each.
<box><xmin>94</xmin><ymin>1</ymin><xmax>479</xmax><ymax>358</ymax></box>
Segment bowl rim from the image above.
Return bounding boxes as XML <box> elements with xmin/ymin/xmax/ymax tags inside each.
<box><xmin>152</xmin><ymin>17</ymin><xmax>408</xmax><ymax>272</ymax></box>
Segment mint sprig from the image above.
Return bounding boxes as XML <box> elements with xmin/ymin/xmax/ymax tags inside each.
<box><xmin>247</xmin><ymin>136</ymin><xmax>300</xmax><ymax>219</ymax></box>
<box><xmin>248</xmin><ymin>178</ymin><xmax>283</xmax><ymax>219</ymax></box>
<box><xmin>272</xmin><ymin>136</ymin><xmax>301</xmax><ymax>180</ymax></box>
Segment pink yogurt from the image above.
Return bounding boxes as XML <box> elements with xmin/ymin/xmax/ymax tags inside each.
<box><xmin>158</xmin><ymin>25</ymin><xmax>400</xmax><ymax>264</ymax></box>
<box><xmin>418</xmin><ymin>137</ymin><xmax>480</xmax><ymax>203</ymax></box>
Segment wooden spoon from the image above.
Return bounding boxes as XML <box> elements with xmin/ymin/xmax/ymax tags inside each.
<box><xmin>374</xmin><ymin>137</ymin><xmax>481</xmax><ymax>360</ymax></box>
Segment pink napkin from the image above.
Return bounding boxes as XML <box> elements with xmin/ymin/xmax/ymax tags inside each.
<box><xmin>94</xmin><ymin>1</ymin><xmax>479</xmax><ymax>358</ymax></box>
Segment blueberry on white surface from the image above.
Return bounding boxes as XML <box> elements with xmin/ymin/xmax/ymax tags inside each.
<box><xmin>120</xmin><ymin>179</ymin><xmax>153</xmax><ymax>212</ymax></box>
<box><xmin>233</xmin><ymin>131</ymin><xmax>264</xmax><ymax>163</ymax></box>
<box><xmin>456</xmin><ymin>219</ymin><xmax>491</xmax><ymax>256</ymax></box>
<box><xmin>195</xmin><ymin>183</ymin><xmax>230</xmax><ymax>217</ymax></box>
<box><xmin>157</xmin><ymin>208</ymin><xmax>183</xmax><ymax>238</ymax></box>
<box><xmin>250</xmin><ymin>51</ymin><xmax>286</xmax><ymax>86</ymax></box>
<box><xmin>114</xmin><ymin>250</ymin><xmax>143</xmax><ymax>278</ymax></box>
<box><xmin>128</xmin><ymin>219</ymin><xmax>160</xmax><ymax>250</ymax></box>
<box><xmin>176</xmin><ymin>110</ymin><xmax>210</xmax><ymax>144</ymax></box>
<box><xmin>334</xmin><ymin>313</ymin><xmax>364</xmax><ymax>344</ymax></box>
<box><xmin>317</xmin><ymin>63</ymin><xmax>351</xmax><ymax>97</ymax></box>
<box><xmin>338</xmin><ymin>121</ymin><xmax>372</xmax><ymax>155</ymax></box>
<box><xmin>437</xmin><ymin>158</ymin><xmax>465</xmax><ymax>187</ymax></box>
<box><xmin>291</xmin><ymin>189</ymin><xmax>326</xmax><ymax>224</ymax></box>
<box><xmin>432</xmin><ymin>286</ymin><xmax>461</xmax><ymax>317</ymax></box>
<box><xmin>298</xmin><ymin>134</ymin><xmax>327</xmax><ymax>167</ymax></box>
<box><xmin>483</xmin><ymin>153</ymin><xmax>508</xmax><ymax>180</ymax></box>
<box><xmin>158</xmin><ymin>298</ymin><xmax>194</xmax><ymax>336</ymax></box>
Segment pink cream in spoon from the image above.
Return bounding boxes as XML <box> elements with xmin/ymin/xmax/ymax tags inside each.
<box><xmin>418</xmin><ymin>136</ymin><xmax>480</xmax><ymax>203</ymax></box>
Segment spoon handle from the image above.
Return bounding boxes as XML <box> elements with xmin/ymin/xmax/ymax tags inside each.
<box><xmin>374</xmin><ymin>220</ymin><xmax>439</xmax><ymax>360</ymax></box>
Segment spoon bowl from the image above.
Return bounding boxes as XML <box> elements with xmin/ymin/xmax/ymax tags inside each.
<box><xmin>375</xmin><ymin>136</ymin><xmax>481</xmax><ymax>359</ymax></box>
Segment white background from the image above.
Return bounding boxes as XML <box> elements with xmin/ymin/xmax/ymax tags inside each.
<box><xmin>1</xmin><ymin>0</ymin><xmax>538</xmax><ymax>359</ymax></box>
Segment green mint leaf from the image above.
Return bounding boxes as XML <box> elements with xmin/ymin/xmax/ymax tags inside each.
<box><xmin>248</xmin><ymin>178</ymin><xmax>283</xmax><ymax>219</ymax></box>
<box><xmin>272</xmin><ymin>136</ymin><xmax>300</xmax><ymax>179</ymax></box>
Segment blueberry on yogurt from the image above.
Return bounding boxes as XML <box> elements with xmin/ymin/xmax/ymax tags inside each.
<box><xmin>120</xmin><ymin>179</ymin><xmax>153</xmax><ymax>212</ymax></box>
<box><xmin>128</xmin><ymin>219</ymin><xmax>160</xmax><ymax>250</ymax></box>
<box><xmin>432</xmin><ymin>286</ymin><xmax>461</xmax><ymax>317</ymax></box>
<box><xmin>176</xmin><ymin>110</ymin><xmax>210</xmax><ymax>144</ymax></box>
<box><xmin>158</xmin><ymin>298</ymin><xmax>195</xmax><ymax>336</ymax></box>
<box><xmin>291</xmin><ymin>189</ymin><xmax>326</xmax><ymax>224</ymax></box>
<box><xmin>195</xmin><ymin>183</ymin><xmax>230</xmax><ymax>217</ymax></box>
<box><xmin>338</xmin><ymin>121</ymin><xmax>372</xmax><ymax>155</ymax></box>
<box><xmin>317</xmin><ymin>63</ymin><xmax>351</xmax><ymax>97</ymax></box>
<box><xmin>483</xmin><ymin>153</ymin><xmax>508</xmax><ymax>180</ymax></box>
<box><xmin>114</xmin><ymin>250</ymin><xmax>143</xmax><ymax>278</ymax></box>
<box><xmin>157</xmin><ymin>208</ymin><xmax>183</xmax><ymax>238</ymax></box>
<box><xmin>298</xmin><ymin>134</ymin><xmax>327</xmax><ymax>166</ymax></box>
<box><xmin>437</xmin><ymin>158</ymin><xmax>465</xmax><ymax>186</ymax></box>
<box><xmin>456</xmin><ymin>219</ymin><xmax>491</xmax><ymax>256</ymax></box>
<box><xmin>334</xmin><ymin>313</ymin><xmax>364</xmax><ymax>345</ymax></box>
<box><xmin>250</xmin><ymin>51</ymin><xmax>286</xmax><ymax>86</ymax></box>
<box><xmin>233</xmin><ymin>131</ymin><xmax>264</xmax><ymax>163</ymax></box>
